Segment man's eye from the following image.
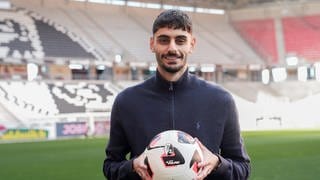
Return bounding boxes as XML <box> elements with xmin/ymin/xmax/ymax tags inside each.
<box><xmin>158</xmin><ymin>39</ymin><xmax>169</xmax><ymax>44</ymax></box>
<box><xmin>176</xmin><ymin>39</ymin><xmax>186</xmax><ymax>45</ymax></box>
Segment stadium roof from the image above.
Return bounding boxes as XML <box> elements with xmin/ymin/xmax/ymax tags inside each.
<box><xmin>118</xmin><ymin>0</ymin><xmax>318</xmax><ymax>9</ymax></box>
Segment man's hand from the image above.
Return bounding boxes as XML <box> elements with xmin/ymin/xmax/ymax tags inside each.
<box><xmin>195</xmin><ymin>138</ymin><xmax>221</xmax><ymax>180</ymax></box>
<box><xmin>133</xmin><ymin>152</ymin><xmax>152</xmax><ymax>180</ymax></box>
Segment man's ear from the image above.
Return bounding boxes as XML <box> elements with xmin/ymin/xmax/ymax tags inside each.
<box><xmin>190</xmin><ymin>37</ymin><xmax>196</xmax><ymax>53</ymax></box>
<box><xmin>150</xmin><ymin>37</ymin><xmax>155</xmax><ymax>52</ymax></box>
<box><xmin>189</xmin><ymin>37</ymin><xmax>196</xmax><ymax>54</ymax></box>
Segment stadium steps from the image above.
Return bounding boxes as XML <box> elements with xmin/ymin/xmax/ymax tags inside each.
<box><xmin>233</xmin><ymin>19</ymin><xmax>278</xmax><ymax>64</ymax></box>
<box><xmin>283</xmin><ymin>15</ymin><xmax>320</xmax><ymax>62</ymax></box>
<box><xmin>58</xmin><ymin>7</ymin><xmax>107</xmax><ymax>60</ymax></box>
<box><xmin>0</xmin><ymin>101</ymin><xmax>21</xmax><ymax>128</ymax></box>
<box><xmin>223</xmin><ymin>81</ymin><xmax>320</xmax><ymax>103</ymax></box>
<box><xmin>81</xmin><ymin>10</ymin><xmax>137</xmax><ymax>62</ymax></box>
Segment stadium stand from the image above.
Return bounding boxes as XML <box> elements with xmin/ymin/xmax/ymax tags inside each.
<box><xmin>59</xmin><ymin>7</ymin><xmax>120</xmax><ymax>61</ymax></box>
<box><xmin>1</xmin><ymin>0</ymin><xmax>320</xmax><ymax>137</ymax></box>
<box><xmin>0</xmin><ymin>81</ymin><xmax>116</xmax><ymax>122</ymax></box>
<box><xmin>0</xmin><ymin>81</ymin><xmax>58</xmax><ymax>119</ymax></box>
<box><xmin>34</xmin><ymin>18</ymin><xmax>95</xmax><ymax>59</ymax></box>
<box><xmin>10</xmin><ymin>0</ymin><xmax>264</xmax><ymax>65</ymax></box>
<box><xmin>233</xmin><ymin>19</ymin><xmax>278</xmax><ymax>64</ymax></box>
<box><xmin>222</xmin><ymin>81</ymin><xmax>320</xmax><ymax>102</ymax></box>
<box><xmin>283</xmin><ymin>15</ymin><xmax>320</xmax><ymax>62</ymax></box>
<box><xmin>24</xmin><ymin>5</ymin><xmax>111</xmax><ymax>61</ymax></box>
<box><xmin>48</xmin><ymin>81</ymin><xmax>115</xmax><ymax>113</ymax></box>
<box><xmin>0</xmin><ymin>7</ymin><xmax>99</xmax><ymax>62</ymax></box>
<box><xmin>0</xmin><ymin>9</ymin><xmax>44</xmax><ymax>60</ymax></box>
<box><xmin>193</xmin><ymin>13</ymin><xmax>264</xmax><ymax>65</ymax></box>
<box><xmin>87</xmin><ymin>4</ymin><xmax>154</xmax><ymax>63</ymax></box>
<box><xmin>126</xmin><ymin>6</ymin><xmax>264</xmax><ymax>64</ymax></box>
<box><xmin>0</xmin><ymin>101</ymin><xmax>20</xmax><ymax>128</ymax></box>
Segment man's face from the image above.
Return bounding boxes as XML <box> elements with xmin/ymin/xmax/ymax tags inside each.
<box><xmin>150</xmin><ymin>27</ymin><xmax>195</xmax><ymax>74</ymax></box>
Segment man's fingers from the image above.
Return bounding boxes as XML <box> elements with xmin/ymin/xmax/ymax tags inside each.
<box><xmin>195</xmin><ymin>138</ymin><xmax>207</xmax><ymax>151</ymax></box>
<box><xmin>138</xmin><ymin>170</ymin><xmax>146</xmax><ymax>179</ymax></box>
<box><xmin>144</xmin><ymin>171</ymin><xmax>152</xmax><ymax>180</ymax></box>
<box><xmin>197</xmin><ymin>161</ymin><xmax>209</xmax><ymax>168</ymax></box>
<box><xmin>138</xmin><ymin>169</ymin><xmax>153</xmax><ymax>180</ymax></box>
<box><xmin>197</xmin><ymin>166</ymin><xmax>212</xmax><ymax>180</ymax></box>
<box><xmin>194</xmin><ymin>138</ymin><xmax>202</xmax><ymax>147</ymax></box>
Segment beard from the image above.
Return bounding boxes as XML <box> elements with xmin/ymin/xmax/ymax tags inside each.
<box><xmin>156</xmin><ymin>51</ymin><xmax>187</xmax><ymax>74</ymax></box>
<box><xmin>160</xmin><ymin>63</ymin><xmax>184</xmax><ymax>73</ymax></box>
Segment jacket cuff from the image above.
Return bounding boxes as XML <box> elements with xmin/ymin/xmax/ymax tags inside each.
<box><xmin>212</xmin><ymin>154</ymin><xmax>230</xmax><ymax>176</ymax></box>
<box><xmin>127</xmin><ymin>158</ymin><xmax>135</xmax><ymax>172</ymax></box>
<box><xmin>121</xmin><ymin>159</ymin><xmax>137</xmax><ymax>179</ymax></box>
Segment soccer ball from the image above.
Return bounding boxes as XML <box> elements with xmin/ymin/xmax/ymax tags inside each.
<box><xmin>144</xmin><ymin>130</ymin><xmax>203</xmax><ymax>180</ymax></box>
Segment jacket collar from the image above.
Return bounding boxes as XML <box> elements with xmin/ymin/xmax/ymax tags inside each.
<box><xmin>155</xmin><ymin>68</ymin><xmax>191</xmax><ymax>91</ymax></box>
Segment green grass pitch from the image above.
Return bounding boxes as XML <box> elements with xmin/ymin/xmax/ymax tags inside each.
<box><xmin>0</xmin><ymin>130</ymin><xmax>320</xmax><ymax>180</ymax></box>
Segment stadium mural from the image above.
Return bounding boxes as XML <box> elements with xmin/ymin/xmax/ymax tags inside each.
<box><xmin>0</xmin><ymin>11</ymin><xmax>44</xmax><ymax>60</ymax></box>
<box><xmin>0</xmin><ymin>8</ymin><xmax>100</xmax><ymax>61</ymax></box>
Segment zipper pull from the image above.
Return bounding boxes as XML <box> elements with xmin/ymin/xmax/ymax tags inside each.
<box><xmin>169</xmin><ymin>82</ymin><xmax>173</xmax><ymax>91</ymax></box>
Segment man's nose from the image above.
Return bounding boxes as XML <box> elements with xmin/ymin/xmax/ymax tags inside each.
<box><xmin>168</xmin><ymin>39</ymin><xmax>178</xmax><ymax>52</ymax></box>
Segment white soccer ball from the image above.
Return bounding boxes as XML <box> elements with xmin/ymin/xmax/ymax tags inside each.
<box><xmin>144</xmin><ymin>130</ymin><xmax>203</xmax><ymax>180</ymax></box>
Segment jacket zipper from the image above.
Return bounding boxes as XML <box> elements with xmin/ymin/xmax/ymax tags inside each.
<box><xmin>169</xmin><ymin>82</ymin><xmax>175</xmax><ymax>129</ymax></box>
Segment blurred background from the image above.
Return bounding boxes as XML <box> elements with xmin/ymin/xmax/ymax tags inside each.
<box><xmin>0</xmin><ymin>0</ymin><xmax>320</xmax><ymax>179</ymax></box>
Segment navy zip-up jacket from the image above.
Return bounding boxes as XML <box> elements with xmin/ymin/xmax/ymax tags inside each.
<box><xmin>103</xmin><ymin>70</ymin><xmax>250</xmax><ymax>180</ymax></box>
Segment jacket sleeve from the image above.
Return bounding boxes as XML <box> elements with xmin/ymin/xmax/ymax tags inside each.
<box><xmin>102</xmin><ymin>95</ymin><xmax>139</xmax><ymax>180</ymax></box>
<box><xmin>209</xmin><ymin>94</ymin><xmax>251</xmax><ymax>180</ymax></box>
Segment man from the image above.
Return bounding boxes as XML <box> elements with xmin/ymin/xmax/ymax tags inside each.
<box><xmin>103</xmin><ymin>9</ymin><xmax>250</xmax><ymax>180</ymax></box>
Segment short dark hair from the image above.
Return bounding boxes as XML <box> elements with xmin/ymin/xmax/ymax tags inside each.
<box><xmin>152</xmin><ymin>9</ymin><xmax>192</xmax><ymax>34</ymax></box>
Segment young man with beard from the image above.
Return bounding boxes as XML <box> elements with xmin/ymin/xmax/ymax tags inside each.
<box><xmin>103</xmin><ymin>9</ymin><xmax>250</xmax><ymax>180</ymax></box>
